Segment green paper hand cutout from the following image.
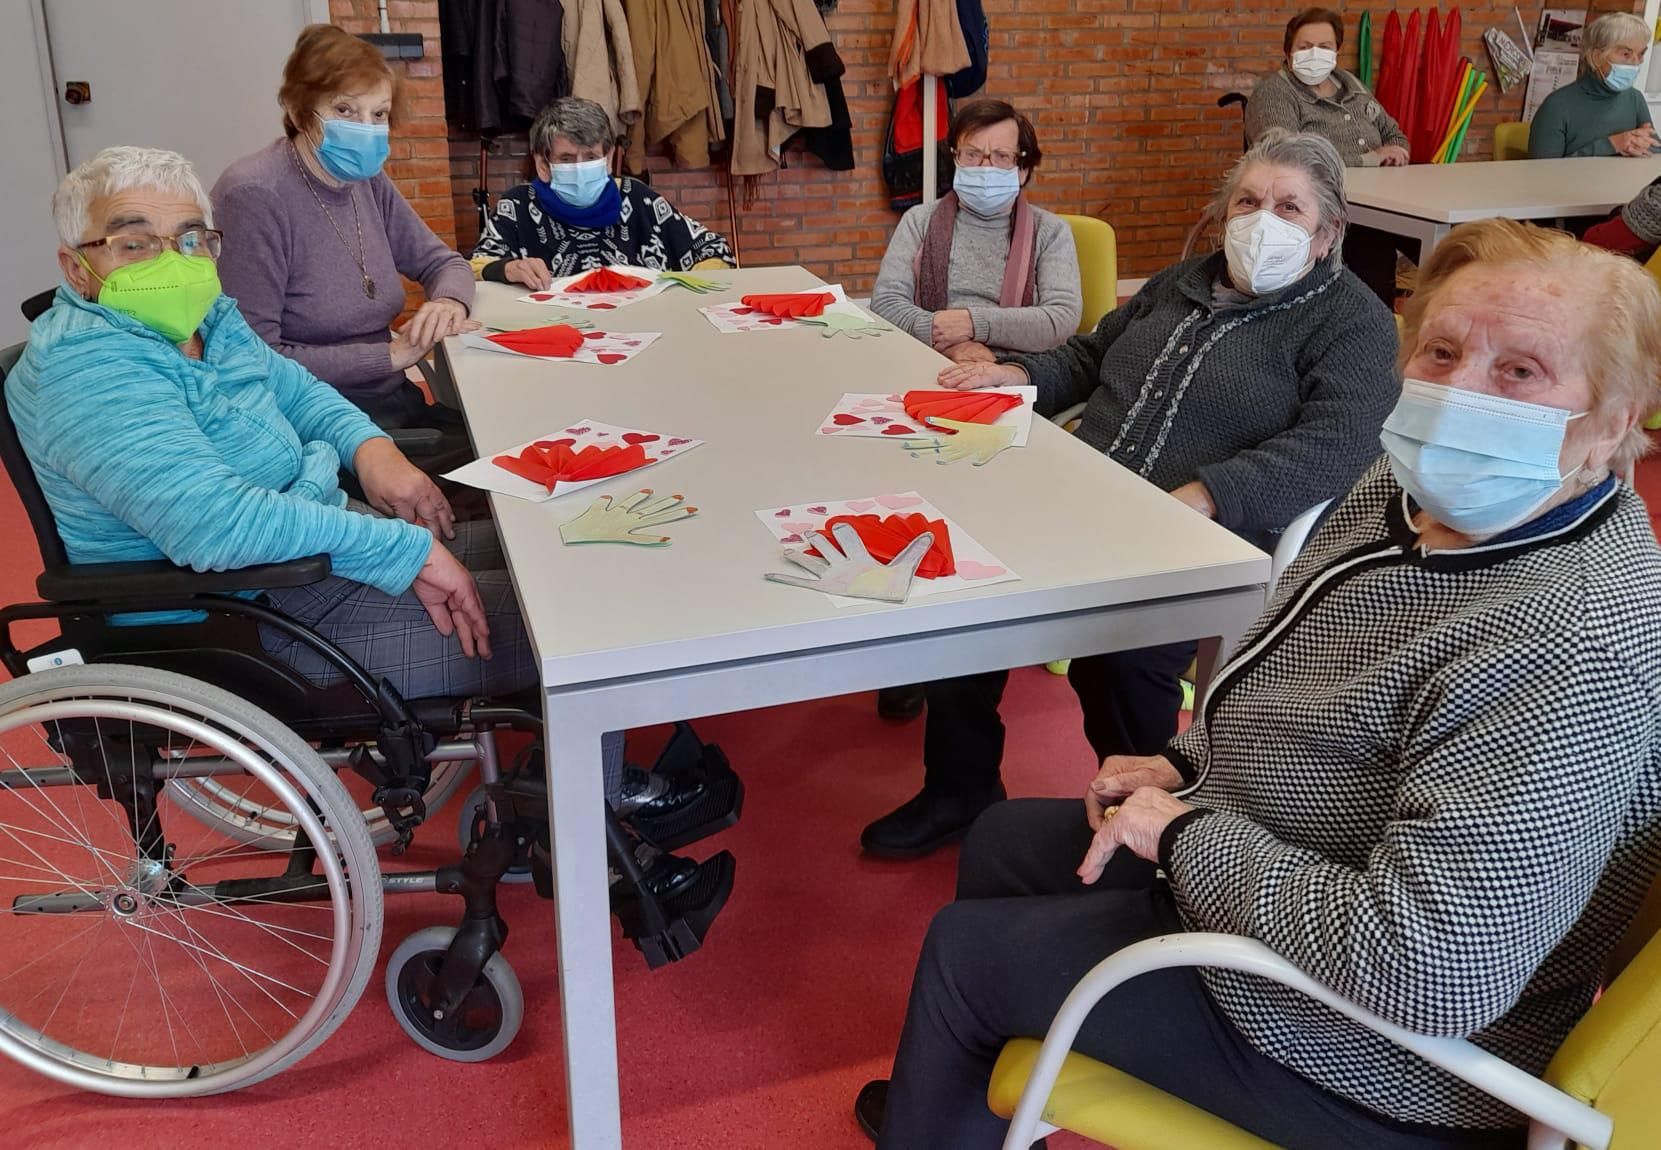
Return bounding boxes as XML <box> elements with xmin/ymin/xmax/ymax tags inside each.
<box><xmin>658</xmin><ymin>271</ymin><xmax>728</xmax><ymax>294</ymax></box>
<box><xmin>559</xmin><ymin>489</ymin><xmax>697</xmax><ymax>546</ymax></box>
<box><xmin>799</xmin><ymin>313</ymin><xmax>890</xmax><ymax>339</ymax></box>
<box><xmin>765</xmin><ymin>523</ymin><xmax>934</xmax><ymax>602</ymax></box>
<box><xmin>899</xmin><ymin>416</ymin><xmax>1018</xmax><ymax>466</ymax></box>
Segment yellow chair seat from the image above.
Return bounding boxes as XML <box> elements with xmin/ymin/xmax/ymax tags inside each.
<box><xmin>988</xmin><ymin>1039</ymin><xmax>1280</xmax><ymax>1149</ymax></box>
<box><xmin>1058</xmin><ymin>214</ymin><xmax>1118</xmax><ymax>334</ymax></box>
<box><xmin>1494</xmin><ymin>121</ymin><xmax>1530</xmax><ymax>161</ymax></box>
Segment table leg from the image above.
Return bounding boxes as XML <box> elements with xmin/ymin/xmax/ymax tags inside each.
<box><xmin>544</xmin><ymin>694</ymin><xmax>622</xmax><ymax>1149</ymax></box>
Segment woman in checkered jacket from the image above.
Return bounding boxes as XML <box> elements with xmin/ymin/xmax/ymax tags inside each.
<box><xmin>857</xmin><ymin>219</ymin><xmax>1661</xmax><ymax>1148</ymax></box>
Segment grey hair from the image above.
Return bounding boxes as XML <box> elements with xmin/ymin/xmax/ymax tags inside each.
<box><xmin>1208</xmin><ymin>128</ymin><xmax>1348</xmax><ymax>244</ymax></box>
<box><xmin>1583</xmin><ymin>12</ymin><xmax>1651</xmax><ymax>61</ymax></box>
<box><xmin>529</xmin><ymin>97</ymin><xmax>617</xmax><ymax>156</ymax></box>
<box><xmin>52</xmin><ymin>146</ymin><xmax>211</xmax><ymax>248</ymax></box>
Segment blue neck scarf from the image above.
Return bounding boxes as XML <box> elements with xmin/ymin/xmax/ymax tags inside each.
<box><xmin>532</xmin><ymin>177</ymin><xmax>623</xmax><ymax>229</ymax></box>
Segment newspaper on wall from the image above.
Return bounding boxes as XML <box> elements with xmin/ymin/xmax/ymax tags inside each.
<box><xmin>1522</xmin><ymin>8</ymin><xmax>1587</xmax><ymax>122</ymax></box>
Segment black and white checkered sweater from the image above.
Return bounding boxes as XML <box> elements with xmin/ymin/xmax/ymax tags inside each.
<box><xmin>1159</xmin><ymin>458</ymin><xmax>1661</xmax><ymax>1129</ymax></box>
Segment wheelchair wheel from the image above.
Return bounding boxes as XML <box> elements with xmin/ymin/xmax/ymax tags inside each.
<box><xmin>0</xmin><ymin>664</ymin><xmax>383</xmax><ymax>1097</ymax></box>
<box><xmin>455</xmin><ymin>784</ymin><xmax>533</xmax><ymax>884</ymax></box>
<box><xmin>167</xmin><ymin>759</ymin><xmax>473</xmax><ymax>850</ymax></box>
<box><xmin>384</xmin><ymin>925</ymin><xmax>523</xmax><ymax>1062</ymax></box>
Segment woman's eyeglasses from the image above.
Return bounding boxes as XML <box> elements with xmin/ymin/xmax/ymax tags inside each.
<box><xmin>77</xmin><ymin>228</ymin><xmax>224</xmax><ymax>265</ymax></box>
<box><xmin>952</xmin><ymin>148</ymin><xmax>1023</xmax><ymax>169</ymax></box>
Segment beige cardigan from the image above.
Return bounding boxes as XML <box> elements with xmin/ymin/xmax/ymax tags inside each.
<box><xmin>730</xmin><ymin>0</ymin><xmax>841</xmax><ymax>176</ymax></box>
<box><xmin>560</xmin><ymin>0</ymin><xmax>643</xmax><ymax>140</ymax></box>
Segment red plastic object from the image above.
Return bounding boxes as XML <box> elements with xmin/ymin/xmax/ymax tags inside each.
<box><xmin>568</xmin><ymin>267</ymin><xmax>651</xmax><ymax>293</ymax></box>
<box><xmin>901</xmin><ymin>389</ymin><xmax>1023</xmax><ymax>429</ymax></box>
<box><xmin>807</xmin><ymin>512</ymin><xmax>956</xmax><ymax>579</ymax></box>
<box><xmin>486</xmin><ymin>324</ymin><xmax>585</xmax><ymax>358</ymax></box>
<box><xmin>492</xmin><ymin>440</ymin><xmax>648</xmax><ymax>491</ymax></box>
<box><xmin>739</xmin><ymin>292</ymin><xmax>835</xmax><ymax>318</ymax></box>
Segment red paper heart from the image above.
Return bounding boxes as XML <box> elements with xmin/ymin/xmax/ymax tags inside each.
<box><xmin>590</xmin><ymin>302</ymin><xmax>616</xmax><ymax>310</ymax></box>
<box><xmin>668</xmin><ymin>437</ymin><xmax>691</xmax><ymax>446</ymax></box>
<box><xmin>530</xmin><ymin>293</ymin><xmax>555</xmax><ymax>301</ymax></box>
<box><xmin>623</xmin><ymin>433</ymin><xmax>660</xmax><ymax>445</ymax></box>
<box><xmin>761</xmin><ymin>317</ymin><xmax>784</xmax><ymax>326</ymax></box>
<box><xmin>832</xmin><ymin>414</ymin><xmax>865</xmax><ymax>426</ymax></box>
<box><xmin>547</xmin><ymin>438</ymin><xmax>576</xmax><ymax>448</ymax></box>
<box><xmin>807</xmin><ymin>505</ymin><xmax>828</xmax><ymax>514</ymax></box>
<box><xmin>775</xmin><ymin>508</ymin><xmax>792</xmax><ymax>517</ymax></box>
<box><xmin>597</xmin><ymin>353</ymin><xmax>626</xmax><ymax>365</ymax></box>
<box><xmin>882</xmin><ymin>424</ymin><xmax>915</xmax><ymax>435</ymax></box>
<box><xmin>564</xmin><ymin>427</ymin><xmax>591</xmax><ymax>435</ymax></box>
<box><xmin>584</xmin><ymin>331</ymin><xmax>606</xmax><ymax>340</ymax></box>
<box><xmin>732</xmin><ymin>307</ymin><xmax>756</xmax><ymax>315</ymax></box>
<box><xmin>778</xmin><ymin>533</ymin><xmax>803</xmax><ymax>543</ymax></box>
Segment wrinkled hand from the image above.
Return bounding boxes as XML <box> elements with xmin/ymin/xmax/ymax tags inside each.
<box><xmin>658</xmin><ymin>271</ymin><xmax>726</xmax><ymax>294</ymax></box>
<box><xmin>1611</xmin><ymin>125</ymin><xmax>1659</xmax><ymax>157</ymax></box>
<box><xmin>938</xmin><ymin>361</ymin><xmax>1027</xmax><ymax>390</ymax></box>
<box><xmin>765</xmin><ymin>523</ymin><xmax>933</xmax><ymax>602</ymax></box>
<box><xmin>899</xmin><ymin>416</ymin><xmax>1017</xmax><ymax>466</ymax></box>
<box><xmin>411</xmin><ymin>541</ymin><xmax>492</xmax><ymax>659</ymax></box>
<box><xmin>800</xmin><ymin>313</ymin><xmax>890</xmax><ymax>339</ymax></box>
<box><xmin>559</xmin><ymin>489</ymin><xmax>697</xmax><ymax>546</ymax></box>
<box><xmin>391</xmin><ymin>298</ymin><xmax>479</xmax><ymax>368</ymax></box>
<box><xmin>353</xmin><ymin>436</ymin><xmax>455</xmax><ymax>539</ymax></box>
<box><xmin>1169</xmin><ymin>480</ymin><xmax>1215</xmax><ymax>518</ymax></box>
<box><xmin>1085</xmin><ymin>754</ymin><xmax>1185</xmax><ymax>830</ymax></box>
<box><xmin>944</xmin><ymin>341</ymin><xmax>997</xmax><ymax>364</ymax></box>
<box><xmin>930</xmin><ymin>308</ymin><xmax>975</xmax><ymax>349</ymax></box>
<box><xmin>505</xmin><ymin>257</ymin><xmax>554</xmax><ymax>291</ymax></box>
<box><xmin>1077</xmin><ymin>786</ymin><xmax>1192</xmax><ymax>883</ymax></box>
<box><xmin>1374</xmin><ymin>144</ymin><xmax>1410</xmax><ymax>166</ymax></box>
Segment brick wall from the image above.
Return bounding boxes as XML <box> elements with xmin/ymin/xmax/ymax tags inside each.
<box><xmin>390</xmin><ymin>2</ymin><xmax>1639</xmax><ymax>291</ymax></box>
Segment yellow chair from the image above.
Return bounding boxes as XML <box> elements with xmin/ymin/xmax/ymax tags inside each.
<box><xmin>1058</xmin><ymin>214</ymin><xmax>1117</xmax><ymax>334</ymax></box>
<box><xmin>990</xmin><ymin>887</ymin><xmax>1661</xmax><ymax>1150</ymax></box>
<box><xmin>1494</xmin><ymin>121</ymin><xmax>1531</xmax><ymax>160</ymax></box>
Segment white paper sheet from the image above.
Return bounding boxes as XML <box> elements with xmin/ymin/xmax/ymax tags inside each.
<box><xmin>815</xmin><ymin>386</ymin><xmax>1037</xmax><ymax>446</ymax></box>
<box><xmin>457</xmin><ymin>329</ymin><xmax>662</xmax><ymax>365</ymax></box>
<box><xmin>699</xmin><ymin>284</ymin><xmax>870</xmax><ymax>333</ymax></box>
<box><xmin>445</xmin><ymin>419</ymin><xmax>703</xmax><ymax>503</ymax></box>
<box><xmin>514</xmin><ymin>264</ymin><xmax>677</xmax><ymax>310</ymax></box>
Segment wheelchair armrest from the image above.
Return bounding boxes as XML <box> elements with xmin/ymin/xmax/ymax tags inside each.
<box><xmin>35</xmin><ymin>555</ymin><xmax>332</xmax><ymax>603</ymax></box>
<box><xmin>385</xmin><ymin>427</ymin><xmax>444</xmax><ymax>457</ymax></box>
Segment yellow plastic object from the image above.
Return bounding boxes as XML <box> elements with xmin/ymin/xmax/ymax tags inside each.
<box><xmin>1045</xmin><ymin>659</ymin><xmax>1070</xmax><ymax>676</ymax></box>
<box><xmin>1059</xmin><ymin>214</ymin><xmax>1118</xmax><ymax>333</ymax></box>
<box><xmin>988</xmin><ymin>1039</ymin><xmax>1280</xmax><ymax>1149</ymax></box>
<box><xmin>1493</xmin><ymin>121</ymin><xmax>1531</xmax><ymax>161</ymax></box>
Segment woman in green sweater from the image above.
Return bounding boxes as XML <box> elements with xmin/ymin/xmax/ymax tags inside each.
<box><xmin>1530</xmin><ymin>12</ymin><xmax>1655</xmax><ymax>158</ymax></box>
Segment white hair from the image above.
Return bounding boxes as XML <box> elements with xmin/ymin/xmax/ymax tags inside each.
<box><xmin>1583</xmin><ymin>12</ymin><xmax>1651</xmax><ymax>59</ymax></box>
<box><xmin>52</xmin><ymin>146</ymin><xmax>212</xmax><ymax>248</ymax></box>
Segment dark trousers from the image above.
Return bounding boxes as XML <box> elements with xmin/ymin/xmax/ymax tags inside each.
<box><xmin>920</xmin><ymin>641</ymin><xmax>1198</xmax><ymax>795</ymax></box>
<box><xmin>878</xmin><ymin>799</ymin><xmax>1526</xmax><ymax>1150</ymax></box>
<box><xmin>1344</xmin><ymin>223</ymin><xmax>1411</xmax><ymax>306</ymax></box>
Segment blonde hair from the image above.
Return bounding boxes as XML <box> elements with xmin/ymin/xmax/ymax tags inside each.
<box><xmin>1402</xmin><ymin>218</ymin><xmax>1661</xmax><ymax>474</ymax></box>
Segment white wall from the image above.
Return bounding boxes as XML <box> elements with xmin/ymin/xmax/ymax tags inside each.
<box><xmin>0</xmin><ymin>4</ymin><xmax>66</xmax><ymax>347</ymax></box>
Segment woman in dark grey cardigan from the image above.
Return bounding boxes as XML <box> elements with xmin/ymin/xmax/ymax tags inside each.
<box><xmin>860</xmin><ymin>220</ymin><xmax>1661</xmax><ymax>1149</ymax></box>
<box><xmin>861</xmin><ymin>131</ymin><xmax>1400</xmax><ymax>860</ymax></box>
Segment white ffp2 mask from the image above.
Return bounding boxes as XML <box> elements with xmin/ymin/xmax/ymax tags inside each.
<box><xmin>1223</xmin><ymin>210</ymin><xmax>1315</xmax><ymax>295</ymax></box>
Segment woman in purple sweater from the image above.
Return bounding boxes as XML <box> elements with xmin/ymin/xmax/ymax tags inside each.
<box><xmin>212</xmin><ymin>24</ymin><xmax>476</xmax><ymax>430</ymax></box>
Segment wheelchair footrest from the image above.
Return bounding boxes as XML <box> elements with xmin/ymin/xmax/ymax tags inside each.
<box><xmin>629</xmin><ymin>741</ymin><xmax>743</xmax><ymax>853</ymax></box>
<box><xmin>611</xmin><ymin>850</ymin><xmax>736</xmax><ymax>970</ymax></box>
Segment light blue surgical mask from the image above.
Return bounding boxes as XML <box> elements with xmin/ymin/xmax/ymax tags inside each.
<box><xmin>1605</xmin><ymin>61</ymin><xmax>1643</xmax><ymax>92</ymax></box>
<box><xmin>549</xmin><ymin>158</ymin><xmax>613</xmax><ymax>208</ymax></box>
<box><xmin>953</xmin><ymin>165</ymin><xmax>1021</xmax><ymax>215</ymax></box>
<box><xmin>1380</xmin><ymin>378</ymin><xmax>1587</xmax><ymax>537</ymax></box>
<box><xmin>315</xmin><ymin>115</ymin><xmax>390</xmax><ymax>182</ymax></box>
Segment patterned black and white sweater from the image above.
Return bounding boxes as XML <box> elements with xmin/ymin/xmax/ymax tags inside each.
<box><xmin>1159</xmin><ymin>458</ymin><xmax>1661</xmax><ymax>1130</ymax></box>
<box><xmin>471</xmin><ymin>179</ymin><xmax>734</xmax><ymax>280</ymax></box>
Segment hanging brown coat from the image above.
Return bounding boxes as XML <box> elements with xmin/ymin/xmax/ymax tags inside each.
<box><xmin>560</xmin><ymin>0</ymin><xmax>643</xmax><ymax>139</ymax></box>
<box><xmin>730</xmin><ymin>0</ymin><xmax>844</xmax><ymax>176</ymax></box>
<box><xmin>623</xmin><ymin>0</ymin><xmax>726</xmax><ymax>172</ymax></box>
<box><xmin>889</xmin><ymin>0</ymin><xmax>968</xmax><ymax>88</ymax></box>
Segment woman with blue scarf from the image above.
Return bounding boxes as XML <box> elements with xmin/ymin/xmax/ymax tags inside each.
<box><xmin>470</xmin><ymin>97</ymin><xmax>735</xmax><ymax>289</ymax></box>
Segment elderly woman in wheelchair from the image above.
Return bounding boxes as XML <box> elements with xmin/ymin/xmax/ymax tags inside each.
<box><xmin>856</xmin><ymin>222</ymin><xmax>1661</xmax><ymax>1149</ymax></box>
<box><xmin>0</xmin><ymin>146</ymin><xmax>737</xmax><ymax>1095</ymax></box>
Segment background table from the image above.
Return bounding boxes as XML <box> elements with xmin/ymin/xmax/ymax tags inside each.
<box><xmin>442</xmin><ymin>269</ymin><xmax>1270</xmax><ymax>1148</ymax></box>
<box><xmin>1346</xmin><ymin>156</ymin><xmax>1661</xmax><ymax>260</ymax></box>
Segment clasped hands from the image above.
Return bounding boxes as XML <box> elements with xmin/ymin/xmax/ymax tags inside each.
<box><xmin>1076</xmin><ymin>753</ymin><xmax>1193</xmax><ymax>884</ymax></box>
<box><xmin>390</xmin><ymin>297</ymin><xmax>481</xmax><ymax>369</ymax></box>
<box><xmin>1611</xmin><ymin>124</ymin><xmax>1660</xmax><ymax>157</ymax></box>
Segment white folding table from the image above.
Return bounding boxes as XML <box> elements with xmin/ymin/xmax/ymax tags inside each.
<box><xmin>1346</xmin><ymin>155</ymin><xmax>1661</xmax><ymax>260</ymax></box>
<box><xmin>441</xmin><ymin>268</ymin><xmax>1270</xmax><ymax>1148</ymax></box>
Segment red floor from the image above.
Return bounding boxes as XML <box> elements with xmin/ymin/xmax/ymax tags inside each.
<box><xmin>2</xmin><ymin>450</ymin><xmax>1657</xmax><ymax>1150</ymax></box>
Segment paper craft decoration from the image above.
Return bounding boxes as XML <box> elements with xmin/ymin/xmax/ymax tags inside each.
<box><xmin>754</xmin><ymin>492</ymin><xmax>1018</xmax><ymax>607</ymax></box>
<box><xmin>700</xmin><ymin>283</ymin><xmax>870</xmax><ymax>333</ymax></box>
<box><xmin>516</xmin><ymin>264</ymin><xmax>676</xmax><ymax>310</ymax></box>
<box><xmin>739</xmin><ymin>292</ymin><xmax>835</xmax><ymax>319</ymax></box>
<box><xmin>807</xmin><ymin>513</ymin><xmax>954</xmax><ymax>578</ymax></box>
<box><xmin>458</xmin><ymin>329</ymin><xmax>661</xmax><ymax>365</ymax></box>
<box><xmin>902</xmin><ymin>390</ymin><xmax>1024</xmax><ymax>428</ymax></box>
<box><xmin>559</xmin><ymin>489</ymin><xmax>697</xmax><ymax>546</ymax></box>
<box><xmin>569</xmin><ymin>267</ymin><xmax>651</xmax><ymax>293</ymax></box>
<box><xmin>900</xmin><ymin>418</ymin><xmax>1019</xmax><ymax>466</ymax></box>
<box><xmin>445</xmin><ymin>420</ymin><xmax>703</xmax><ymax>503</ymax></box>
<box><xmin>765</xmin><ymin>524</ymin><xmax>935</xmax><ymax>603</ymax></box>
<box><xmin>659</xmin><ymin>271</ymin><xmax>727</xmax><ymax>294</ymax></box>
<box><xmin>799</xmin><ymin>313</ymin><xmax>890</xmax><ymax>339</ymax></box>
<box><xmin>816</xmin><ymin>386</ymin><xmax>1036</xmax><ymax>445</ymax></box>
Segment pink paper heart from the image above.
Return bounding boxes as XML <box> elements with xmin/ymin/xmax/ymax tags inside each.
<box><xmin>732</xmin><ymin>306</ymin><xmax>756</xmax><ymax>315</ymax></box>
<box><xmin>881</xmin><ymin>425</ymin><xmax>915</xmax><ymax>436</ymax></box>
<box><xmin>955</xmin><ymin>560</ymin><xmax>1007</xmax><ymax>580</ymax></box>
<box><xmin>564</xmin><ymin>426</ymin><xmax>591</xmax><ymax>435</ymax></box>
<box><xmin>778</xmin><ymin>533</ymin><xmax>802</xmax><ymax>544</ymax></box>
<box><xmin>832</xmin><ymin>413</ymin><xmax>865</xmax><ymax>426</ymax></box>
<box><xmin>877</xmin><ymin>493</ymin><xmax>924</xmax><ymax>508</ymax></box>
<box><xmin>596</xmin><ymin>353</ymin><xmax>626</xmax><ymax>365</ymax></box>
<box><xmin>854</xmin><ymin>397</ymin><xmax>889</xmax><ymax>409</ymax></box>
<box><xmin>624</xmin><ymin>341</ymin><xmax>640</xmax><ymax>348</ymax></box>
<box><xmin>530</xmin><ymin>293</ymin><xmax>555</xmax><ymax>301</ymax></box>
<box><xmin>885</xmin><ymin>394</ymin><xmax>902</xmax><ymax>403</ymax></box>
<box><xmin>775</xmin><ymin>508</ymin><xmax>792</xmax><ymax>518</ymax></box>
<box><xmin>782</xmin><ymin>522</ymin><xmax>814</xmax><ymax>534</ymax></box>
<box><xmin>807</xmin><ymin>505</ymin><xmax>828</xmax><ymax>515</ymax></box>
<box><xmin>596</xmin><ymin>431</ymin><xmax>611</xmax><ymax>437</ymax></box>
<box><xmin>761</xmin><ymin>317</ymin><xmax>784</xmax><ymax>326</ymax></box>
<box><xmin>846</xmin><ymin>500</ymin><xmax>876</xmax><ymax>512</ymax></box>
<box><xmin>668</xmin><ymin>437</ymin><xmax>691</xmax><ymax>446</ymax></box>
<box><xmin>623</xmin><ymin>432</ymin><xmax>660</xmax><ymax>445</ymax></box>
<box><xmin>871</xmin><ymin>416</ymin><xmax>892</xmax><ymax>425</ymax></box>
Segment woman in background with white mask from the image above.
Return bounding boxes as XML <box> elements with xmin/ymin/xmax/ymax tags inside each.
<box><xmin>1529</xmin><ymin>12</ymin><xmax>1655</xmax><ymax>159</ymax></box>
<box><xmin>855</xmin><ymin>132</ymin><xmax>1398</xmax><ymax>863</ymax></box>
<box><xmin>870</xmin><ymin>99</ymin><xmax>1082</xmax><ymax>367</ymax></box>
<box><xmin>469</xmin><ymin>97</ymin><xmax>734</xmax><ymax>289</ymax></box>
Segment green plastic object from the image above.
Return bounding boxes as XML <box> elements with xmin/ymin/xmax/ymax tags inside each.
<box><xmin>1358</xmin><ymin>11</ymin><xmax>1374</xmax><ymax>88</ymax></box>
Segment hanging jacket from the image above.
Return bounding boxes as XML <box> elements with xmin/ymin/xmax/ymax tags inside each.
<box><xmin>889</xmin><ymin>0</ymin><xmax>968</xmax><ymax>89</ymax></box>
<box><xmin>623</xmin><ymin>0</ymin><xmax>725</xmax><ymax>172</ymax></box>
<box><xmin>942</xmin><ymin>0</ymin><xmax>987</xmax><ymax>98</ymax></box>
<box><xmin>730</xmin><ymin>0</ymin><xmax>844</xmax><ymax>176</ymax></box>
<box><xmin>440</xmin><ymin>0</ymin><xmax>566</xmax><ymax>135</ymax></box>
<box><xmin>560</xmin><ymin>0</ymin><xmax>643</xmax><ymax>139</ymax></box>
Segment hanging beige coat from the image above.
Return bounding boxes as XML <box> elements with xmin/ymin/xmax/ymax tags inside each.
<box><xmin>560</xmin><ymin>0</ymin><xmax>644</xmax><ymax>140</ymax></box>
<box><xmin>623</xmin><ymin>0</ymin><xmax>725</xmax><ymax>172</ymax></box>
<box><xmin>730</xmin><ymin>0</ymin><xmax>843</xmax><ymax>176</ymax></box>
<box><xmin>889</xmin><ymin>0</ymin><xmax>968</xmax><ymax>88</ymax></box>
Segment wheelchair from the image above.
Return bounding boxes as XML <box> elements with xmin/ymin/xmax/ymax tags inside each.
<box><xmin>0</xmin><ymin>340</ymin><xmax>741</xmax><ymax>1097</ymax></box>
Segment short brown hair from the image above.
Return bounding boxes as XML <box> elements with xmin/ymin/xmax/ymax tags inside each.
<box><xmin>948</xmin><ymin>99</ymin><xmax>1042</xmax><ymax>170</ymax></box>
<box><xmin>1284</xmin><ymin>8</ymin><xmax>1345</xmax><ymax>54</ymax></box>
<box><xmin>278</xmin><ymin>24</ymin><xmax>404</xmax><ymax>139</ymax></box>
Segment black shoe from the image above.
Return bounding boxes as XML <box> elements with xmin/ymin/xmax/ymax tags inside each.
<box><xmin>854</xmin><ymin>1079</ymin><xmax>887</xmax><ymax>1142</ymax></box>
<box><xmin>876</xmin><ymin>684</ymin><xmax>927</xmax><ymax>722</ymax></box>
<box><xmin>615</xmin><ymin>764</ymin><xmax>706</xmax><ymax>820</ymax></box>
<box><xmin>609</xmin><ymin>841</ymin><xmax>699</xmax><ymax>902</ymax></box>
<box><xmin>860</xmin><ymin>785</ymin><xmax>1006</xmax><ymax>859</ymax></box>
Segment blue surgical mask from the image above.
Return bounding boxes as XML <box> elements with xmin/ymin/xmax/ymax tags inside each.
<box><xmin>1605</xmin><ymin>62</ymin><xmax>1643</xmax><ymax>92</ymax></box>
<box><xmin>953</xmin><ymin>165</ymin><xmax>1021</xmax><ymax>215</ymax></box>
<box><xmin>315</xmin><ymin>115</ymin><xmax>390</xmax><ymax>182</ymax></box>
<box><xmin>1380</xmin><ymin>378</ymin><xmax>1587</xmax><ymax>537</ymax></box>
<box><xmin>548</xmin><ymin>158</ymin><xmax>612</xmax><ymax>208</ymax></box>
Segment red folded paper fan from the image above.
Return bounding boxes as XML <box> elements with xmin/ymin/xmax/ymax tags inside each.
<box><xmin>492</xmin><ymin>440</ymin><xmax>648</xmax><ymax>491</ymax></box>
<box><xmin>568</xmin><ymin>267</ymin><xmax>651</xmax><ymax>293</ymax></box>
<box><xmin>739</xmin><ymin>292</ymin><xmax>835</xmax><ymax>319</ymax></box>
<box><xmin>807</xmin><ymin>513</ymin><xmax>955</xmax><ymax>579</ymax></box>
<box><xmin>486</xmin><ymin>324</ymin><xmax>585</xmax><ymax>358</ymax></box>
<box><xmin>902</xmin><ymin>389</ymin><xmax>1023</xmax><ymax>429</ymax></box>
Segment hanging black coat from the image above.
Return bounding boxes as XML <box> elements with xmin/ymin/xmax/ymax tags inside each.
<box><xmin>440</xmin><ymin>0</ymin><xmax>566</xmax><ymax>135</ymax></box>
